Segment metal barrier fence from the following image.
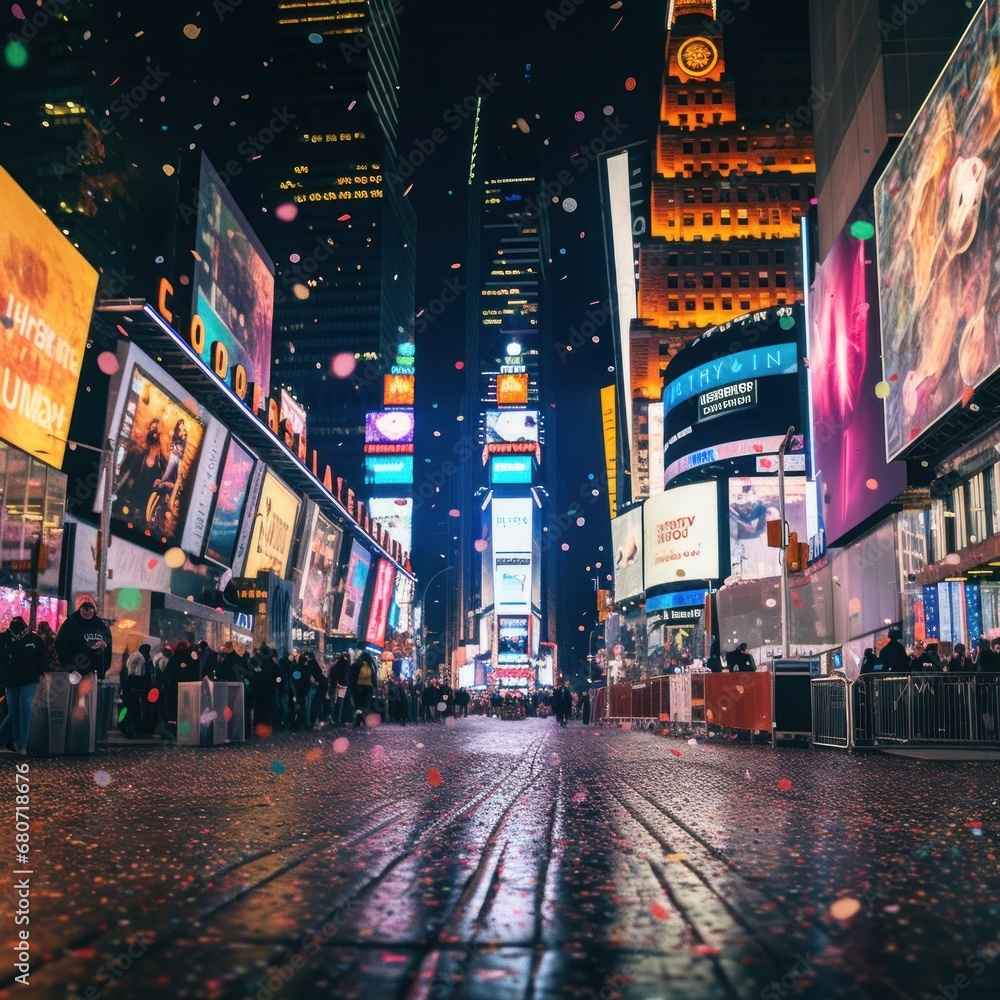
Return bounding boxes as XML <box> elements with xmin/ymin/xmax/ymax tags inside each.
<box><xmin>811</xmin><ymin>676</ymin><xmax>851</xmax><ymax>748</ymax></box>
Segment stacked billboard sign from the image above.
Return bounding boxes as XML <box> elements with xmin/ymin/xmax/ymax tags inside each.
<box><xmin>876</xmin><ymin>0</ymin><xmax>1000</xmax><ymax>460</ymax></box>
<box><xmin>643</xmin><ymin>481</ymin><xmax>720</xmax><ymax>588</ymax></box>
<box><xmin>611</xmin><ymin>506</ymin><xmax>643</xmax><ymax>603</ymax></box>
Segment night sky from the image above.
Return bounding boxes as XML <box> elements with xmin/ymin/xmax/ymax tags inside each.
<box><xmin>2</xmin><ymin>0</ymin><xmax>810</xmax><ymax>670</ymax></box>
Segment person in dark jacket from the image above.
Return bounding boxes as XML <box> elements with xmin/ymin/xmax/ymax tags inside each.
<box><xmin>877</xmin><ymin>629</ymin><xmax>909</xmax><ymax>674</ymax></box>
<box><xmin>908</xmin><ymin>641</ymin><xmax>943</xmax><ymax>673</ymax></box>
<box><xmin>195</xmin><ymin>640</ymin><xmax>218</xmax><ymax>681</ymax></box>
<box><xmin>976</xmin><ymin>635</ymin><xmax>1000</xmax><ymax>672</ymax></box>
<box><xmin>859</xmin><ymin>648</ymin><xmax>880</xmax><ymax>674</ymax></box>
<box><xmin>213</xmin><ymin>641</ymin><xmax>244</xmax><ymax>681</ymax></box>
<box><xmin>329</xmin><ymin>655</ymin><xmax>351</xmax><ymax>726</ymax></box>
<box><xmin>553</xmin><ymin>679</ymin><xmax>573</xmax><ymax>726</ymax></box>
<box><xmin>947</xmin><ymin>643</ymin><xmax>973</xmax><ymax>672</ymax></box>
<box><xmin>0</xmin><ymin>617</ymin><xmax>49</xmax><ymax>753</ymax></box>
<box><xmin>55</xmin><ymin>596</ymin><xmax>113</xmax><ymax>679</ymax></box>
<box><xmin>351</xmin><ymin>652</ymin><xmax>377</xmax><ymax>721</ymax></box>
<box><xmin>731</xmin><ymin>643</ymin><xmax>756</xmax><ymax>672</ymax></box>
<box><xmin>161</xmin><ymin>640</ymin><xmax>200</xmax><ymax>737</ymax></box>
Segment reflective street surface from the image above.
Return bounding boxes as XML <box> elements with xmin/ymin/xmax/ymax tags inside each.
<box><xmin>1</xmin><ymin>719</ymin><xmax>998</xmax><ymax>1000</ymax></box>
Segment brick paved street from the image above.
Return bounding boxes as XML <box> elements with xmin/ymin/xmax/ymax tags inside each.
<box><xmin>1</xmin><ymin>718</ymin><xmax>998</xmax><ymax>999</ymax></box>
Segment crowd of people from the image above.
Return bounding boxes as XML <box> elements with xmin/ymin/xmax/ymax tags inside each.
<box><xmin>0</xmin><ymin>597</ymin><xmax>596</xmax><ymax>752</ymax></box>
<box><xmin>859</xmin><ymin>630</ymin><xmax>1000</xmax><ymax>674</ymax></box>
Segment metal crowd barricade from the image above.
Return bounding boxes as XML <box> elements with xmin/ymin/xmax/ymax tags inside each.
<box><xmin>810</xmin><ymin>675</ymin><xmax>851</xmax><ymax>748</ymax></box>
<box><xmin>852</xmin><ymin>673</ymin><xmax>1000</xmax><ymax>748</ymax></box>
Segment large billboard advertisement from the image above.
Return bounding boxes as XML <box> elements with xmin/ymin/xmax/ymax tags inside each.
<box><xmin>365</xmin><ymin>557</ymin><xmax>396</xmax><ymax>647</ymax></box>
<box><xmin>611</xmin><ymin>506</ymin><xmax>643</xmax><ymax>603</ymax></box>
<box><xmin>365</xmin><ymin>409</ymin><xmax>415</xmax><ymax>445</ymax></box>
<box><xmin>191</xmin><ymin>153</ymin><xmax>274</xmax><ymax>400</ymax></box>
<box><xmin>491</xmin><ymin>497</ymin><xmax>533</xmax><ymax>554</ymax></box>
<box><xmin>875</xmin><ymin>0</ymin><xmax>1000</xmax><ymax>459</ymax></box>
<box><xmin>279</xmin><ymin>388</ymin><xmax>307</xmax><ymax>447</ymax></box>
<box><xmin>367</xmin><ymin>497</ymin><xmax>413</xmax><ymax>553</ymax></box>
<box><xmin>661</xmin><ymin>307</ymin><xmax>804</xmax><ymax>490</ymax></box>
<box><xmin>243</xmin><ymin>470</ymin><xmax>301</xmax><ymax>579</ymax></box>
<box><xmin>810</xmin><ymin>220</ymin><xmax>908</xmax><ymax>545</ymax></box>
<box><xmin>643</xmin><ymin>481</ymin><xmax>720</xmax><ymax>588</ymax></box>
<box><xmin>496</xmin><ymin>372</ymin><xmax>529</xmax><ymax>406</ymax></box>
<box><xmin>365</xmin><ymin>455</ymin><xmax>414</xmax><ymax>485</ymax></box>
<box><xmin>497</xmin><ymin>616</ymin><xmax>529</xmax><ymax>660</ymax></box>
<box><xmin>338</xmin><ymin>539</ymin><xmax>372</xmax><ymax>635</ymax></box>
<box><xmin>485</xmin><ymin>410</ymin><xmax>539</xmax><ymax>444</ymax></box>
<box><xmin>0</xmin><ymin>165</ymin><xmax>98</xmax><ymax>468</ymax></box>
<box><xmin>106</xmin><ymin>359</ymin><xmax>210</xmax><ymax>548</ymax></box>
<box><xmin>490</xmin><ymin>456</ymin><xmax>533</xmax><ymax>484</ymax></box>
<box><xmin>383</xmin><ymin>374</ymin><xmax>415</xmax><ymax>407</ymax></box>
<box><xmin>203</xmin><ymin>436</ymin><xmax>256</xmax><ymax>567</ymax></box>
<box><xmin>298</xmin><ymin>507</ymin><xmax>343</xmax><ymax>630</ymax></box>
<box><xmin>728</xmin><ymin>476</ymin><xmax>807</xmax><ymax>583</ymax></box>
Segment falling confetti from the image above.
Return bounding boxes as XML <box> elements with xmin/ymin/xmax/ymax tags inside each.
<box><xmin>275</xmin><ymin>203</ymin><xmax>298</xmax><ymax>222</ymax></box>
<box><xmin>255</xmin><ymin>723</ymin><xmax>273</xmax><ymax>739</ymax></box>
<box><xmin>147</xmin><ymin>688</ymin><xmax>160</xmax><ymax>704</ymax></box>
<box><xmin>572</xmin><ymin>791</ymin><xmax>587</xmax><ymax>803</ymax></box>
<box><xmin>93</xmin><ymin>771</ymin><xmax>112</xmax><ymax>788</ymax></box>
<box><xmin>875</xmin><ymin>380</ymin><xmax>891</xmax><ymax>399</ymax></box>
<box><xmin>562</xmin><ymin>197</ymin><xmax>578</xmax><ymax>212</ymax></box>
<box><xmin>778</xmin><ymin>778</ymin><xmax>793</xmax><ymax>791</ymax></box>
<box><xmin>333</xmin><ymin>737</ymin><xmax>350</xmax><ymax>753</ymax></box>
<box><xmin>651</xmin><ymin>903</ymin><xmax>671</xmax><ymax>920</ymax></box>
<box><xmin>625</xmin><ymin>76</ymin><xmax>637</xmax><ymax>91</ymax></box>
<box><xmin>116</xmin><ymin>587</ymin><xmax>142</xmax><ymax>611</ymax></box>
<box><xmin>200</xmin><ymin>710</ymin><xmax>218</xmax><ymax>724</ymax></box>
<box><xmin>270</xmin><ymin>761</ymin><xmax>285</xmax><ymax>775</ymax></box>
<box><xmin>97</xmin><ymin>351</ymin><xmax>119</xmax><ymax>375</ymax></box>
<box><xmin>164</xmin><ymin>547</ymin><xmax>187</xmax><ymax>569</ymax></box>
<box><xmin>331</xmin><ymin>352</ymin><xmax>357</xmax><ymax>378</ymax></box>
<box><xmin>183</xmin><ymin>23</ymin><xmax>201</xmax><ymax>39</ymax></box>
<box><xmin>11</xmin><ymin>4</ymin><xmax>25</xmax><ymax>19</ymax></box>
<box><xmin>427</xmin><ymin>767</ymin><xmax>443</xmax><ymax>787</ymax></box>
<box><xmin>670</xmin><ymin>748</ymin><xmax>683</xmax><ymax>757</ymax></box>
<box><xmin>829</xmin><ymin>898</ymin><xmax>862</xmax><ymax>920</ymax></box>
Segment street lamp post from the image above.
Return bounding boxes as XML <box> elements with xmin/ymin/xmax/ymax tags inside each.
<box><xmin>777</xmin><ymin>426</ymin><xmax>796</xmax><ymax>661</ymax></box>
<box><xmin>417</xmin><ymin>565</ymin><xmax>452</xmax><ymax>678</ymax></box>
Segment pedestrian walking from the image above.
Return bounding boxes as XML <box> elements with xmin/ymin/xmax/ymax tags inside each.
<box><xmin>0</xmin><ymin>617</ymin><xmax>49</xmax><ymax>754</ymax></box>
<box><xmin>553</xmin><ymin>679</ymin><xmax>573</xmax><ymax>727</ymax></box>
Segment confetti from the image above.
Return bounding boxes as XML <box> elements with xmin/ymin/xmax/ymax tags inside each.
<box><xmin>572</xmin><ymin>791</ymin><xmax>587</xmax><ymax>803</ymax></box>
<box><xmin>93</xmin><ymin>771</ymin><xmax>112</xmax><ymax>788</ymax></box>
<box><xmin>427</xmin><ymin>767</ymin><xmax>442</xmax><ymax>787</ymax></box>
<box><xmin>255</xmin><ymin>723</ymin><xmax>273</xmax><ymax>739</ymax></box>
<box><xmin>331</xmin><ymin>352</ymin><xmax>356</xmax><ymax>378</ymax></box>
<box><xmin>670</xmin><ymin>748</ymin><xmax>683</xmax><ymax>757</ymax></box>
<box><xmin>147</xmin><ymin>688</ymin><xmax>160</xmax><ymax>704</ymax></box>
<box><xmin>275</xmin><ymin>203</ymin><xmax>298</xmax><ymax>222</ymax></box>
<box><xmin>163</xmin><ymin>547</ymin><xmax>186</xmax><ymax>569</ymax></box>
<box><xmin>651</xmin><ymin>903</ymin><xmax>670</xmax><ymax>920</ymax></box>
<box><xmin>270</xmin><ymin>761</ymin><xmax>285</xmax><ymax>775</ymax></box>
<box><xmin>778</xmin><ymin>778</ymin><xmax>793</xmax><ymax>791</ymax></box>
<box><xmin>96</xmin><ymin>351</ymin><xmax>119</xmax><ymax>375</ymax></box>
<box><xmin>829</xmin><ymin>897</ymin><xmax>862</xmax><ymax>920</ymax></box>
<box><xmin>183</xmin><ymin>23</ymin><xmax>201</xmax><ymax>39</ymax></box>
<box><xmin>333</xmin><ymin>737</ymin><xmax>350</xmax><ymax>753</ymax></box>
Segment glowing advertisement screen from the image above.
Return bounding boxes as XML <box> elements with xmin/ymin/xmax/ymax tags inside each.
<box><xmin>485</xmin><ymin>410</ymin><xmax>539</xmax><ymax>443</ymax></box>
<box><xmin>495</xmin><ymin>556</ymin><xmax>531</xmax><ymax>609</ymax></box>
<box><xmin>728</xmin><ymin>476</ymin><xmax>806</xmax><ymax>583</ymax></box>
<box><xmin>204</xmin><ymin>437</ymin><xmax>256</xmax><ymax>567</ymax></box>
<box><xmin>365</xmin><ymin>455</ymin><xmax>414</xmax><ymax>485</ymax></box>
<box><xmin>365</xmin><ymin>557</ymin><xmax>396</xmax><ymax>647</ymax></box>
<box><xmin>243</xmin><ymin>470</ymin><xmax>301</xmax><ymax>579</ymax></box>
<box><xmin>338</xmin><ymin>540</ymin><xmax>372</xmax><ymax>635</ymax></box>
<box><xmin>383</xmin><ymin>374</ymin><xmax>415</xmax><ymax>407</ymax></box>
<box><xmin>498</xmin><ymin>616</ymin><xmax>529</xmax><ymax>660</ymax></box>
<box><xmin>0</xmin><ymin>166</ymin><xmax>98</xmax><ymax>469</ymax></box>
<box><xmin>299</xmin><ymin>509</ymin><xmax>343</xmax><ymax>630</ymax></box>
<box><xmin>365</xmin><ymin>409</ymin><xmax>415</xmax><ymax>444</ymax></box>
<box><xmin>611</xmin><ymin>506</ymin><xmax>643</xmax><ymax>603</ymax></box>
<box><xmin>367</xmin><ymin>497</ymin><xmax>413</xmax><ymax>552</ymax></box>
<box><xmin>491</xmin><ymin>498</ymin><xmax>533</xmax><ymax>554</ymax></box>
<box><xmin>279</xmin><ymin>388</ymin><xmax>307</xmax><ymax>446</ymax></box>
<box><xmin>496</xmin><ymin>372</ymin><xmax>529</xmax><ymax>406</ymax></box>
<box><xmin>490</xmin><ymin>456</ymin><xmax>533</xmax><ymax>484</ymax></box>
<box><xmin>810</xmin><ymin>221</ymin><xmax>907</xmax><ymax>544</ymax></box>
<box><xmin>875</xmin><ymin>0</ymin><xmax>1000</xmax><ymax>459</ymax></box>
<box><xmin>643</xmin><ymin>481</ymin><xmax>720</xmax><ymax>588</ymax></box>
<box><xmin>191</xmin><ymin>153</ymin><xmax>274</xmax><ymax>399</ymax></box>
<box><xmin>108</xmin><ymin>365</ymin><xmax>206</xmax><ymax>547</ymax></box>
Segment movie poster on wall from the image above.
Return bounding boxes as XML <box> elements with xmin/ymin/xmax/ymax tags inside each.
<box><xmin>0</xmin><ymin>166</ymin><xmax>98</xmax><ymax>470</ymax></box>
<box><xmin>298</xmin><ymin>508</ymin><xmax>343</xmax><ymax>629</ymax></box>
<box><xmin>611</xmin><ymin>506</ymin><xmax>643</xmax><ymax>603</ymax></box>
<box><xmin>643</xmin><ymin>481</ymin><xmax>719</xmax><ymax>588</ymax></box>
<box><xmin>243</xmin><ymin>470</ymin><xmax>301</xmax><ymax>579</ymax></box>
<box><xmin>203</xmin><ymin>437</ymin><xmax>256</xmax><ymax>567</ymax></box>
<box><xmin>728</xmin><ymin>476</ymin><xmax>807</xmax><ymax>583</ymax></box>
<box><xmin>875</xmin><ymin>0</ymin><xmax>1000</xmax><ymax>459</ymax></box>
<box><xmin>338</xmin><ymin>540</ymin><xmax>372</xmax><ymax>635</ymax></box>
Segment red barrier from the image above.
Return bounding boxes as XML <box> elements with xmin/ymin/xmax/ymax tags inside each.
<box><xmin>705</xmin><ymin>672</ymin><xmax>772</xmax><ymax>731</ymax></box>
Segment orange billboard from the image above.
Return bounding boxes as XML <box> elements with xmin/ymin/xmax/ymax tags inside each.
<box><xmin>496</xmin><ymin>372</ymin><xmax>529</xmax><ymax>406</ymax></box>
<box><xmin>383</xmin><ymin>374</ymin><xmax>415</xmax><ymax>407</ymax></box>
<box><xmin>0</xmin><ymin>166</ymin><xmax>98</xmax><ymax>468</ymax></box>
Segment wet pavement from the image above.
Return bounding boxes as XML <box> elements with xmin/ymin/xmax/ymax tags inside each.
<box><xmin>1</xmin><ymin>717</ymin><xmax>999</xmax><ymax>1000</ymax></box>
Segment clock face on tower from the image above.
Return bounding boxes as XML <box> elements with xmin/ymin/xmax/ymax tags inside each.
<box><xmin>677</xmin><ymin>36</ymin><xmax>719</xmax><ymax>78</ymax></box>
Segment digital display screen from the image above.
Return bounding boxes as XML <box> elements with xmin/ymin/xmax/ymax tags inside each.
<box><xmin>365</xmin><ymin>557</ymin><xmax>396</xmax><ymax>647</ymax></box>
<box><xmin>338</xmin><ymin>539</ymin><xmax>372</xmax><ymax>635</ymax></box>
<box><xmin>496</xmin><ymin>372</ymin><xmax>529</xmax><ymax>406</ymax></box>
<box><xmin>611</xmin><ymin>506</ymin><xmax>643</xmax><ymax>603</ymax></box>
<box><xmin>728</xmin><ymin>476</ymin><xmax>807</xmax><ymax>583</ymax></box>
<box><xmin>875</xmin><ymin>0</ymin><xmax>1000</xmax><ymax>459</ymax></box>
<box><xmin>204</xmin><ymin>437</ymin><xmax>255</xmax><ymax>567</ymax></box>
<box><xmin>367</xmin><ymin>497</ymin><xmax>413</xmax><ymax>552</ymax></box>
<box><xmin>299</xmin><ymin>510</ymin><xmax>343</xmax><ymax>630</ymax></box>
<box><xmin>191</xmin><ymin>153</ymin><xmax>274</xmax><ymax>399</ymax></box>
<box><xmin>365</xmin><ymin>409</ymin><xmax>415</xmax><ymax>444</ymax></box>
<box><xmin>490</xmin><ymin>456</ymin><xmax>533</xmax><ymax>484</ymax></box>
<box><xmin>109</xmin><ymin>366</ymin><xmax>206</xmax><ymax>546</ymax></box>
<box><xmin>485</xmin><ymin>410</ymin><xmax>539</xmax><ymax>443</ymax></box>
<box><xmin>498</xmin><ymin>616</ymin><xmax>529</xmax><ymax>657</ymax></box>
<box><xmin>643</xmin><ymin>481</ymin><xmax>720</xmax><ymax>587</ymax></box>
<box><xmin>383</xmin><ymin>374</ymin><xmax>415</xmax><ymax>407</ymax></box>
<box><xmin>0</xmin><ymin>166</ymin><xmax>98</xmax><ymax>470</ymax></box>
<box><xmin>243</xmin><ymin>470</ymin><xmax>301</xmax><ymax>579</ymax></box>
<box><xmin>365</xmin><ymin>455</ymin><xmax>414</xmax><ymax>485</ymax></box>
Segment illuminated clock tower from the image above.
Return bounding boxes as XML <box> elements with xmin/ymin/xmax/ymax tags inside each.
<box><xmin>624</xmin><ymin>0</ymin><xmax>815</xmax><ymax>497</ymax></box>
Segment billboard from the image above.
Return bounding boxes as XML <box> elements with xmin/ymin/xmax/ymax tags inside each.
<box><xmin>338</xmin><ymin>539</ymin><xmax>372</xmax><ymax>635</ymax></box>
<box><xmin>279</xmin><ymin>388</ymin><xmax>307</xmax><ymax>447</ymax></box>
<box><xmin>661</xmin><ymin>307</ymin><xmax>805</xmax><ymax>489</ymax></box>
<box><xmin>203</xmin><ymin>436</ymin><xmax>256</xmax><ymax>567</ymax></box>
<box><xmin>365</xmin><ymin>409</ymin><xmax>415</xmax><ymax>444</ymax></box>
<box><xmin>490</xmin><ymin>456</ymin><xmax>533</xmax><ymax>484</ymax></box>
<box><xmin>191</xmin><ymin>153</ymin><xmax>274</xmax><ymax>399</ymax></box>
<box><xmin>298</xmin><ymin>508</ymin><xmax>343</xmax><ymax>629</ymax></box>
<box><xmin>106</xmin><ymin>360</ymin><xmax>208</xmax><ymax>547</ymax></box>
<box><xmin>367</xmin><ymin>497</ymin><xmax>413</xmax><ymax>552</ymax></box>
<box><xmin>0</xmin><ymin>166</ymin><xmax>98</xmax><ymax>469</ymax></box>
<box><xmin>383</xmin><ymin>374</ymin><xmax>415</xmax><ymax>407</ymax></box>
<box><xmin>611</xmin><ymin>506</ymin><xmax>643</xmax><ymax>603</ymax></box>
<box><xmin>491</xmin><ymin>497</ymin><xmax>533</xmax><ymax>553</ymax></box>
<box><xmin>643</xmin><ymin>481</ymin><xmax>720</xmax><ymax>588</ymax></box>
<box><xmin>728</xmin><ymin>476</ymin><xmax>807</xmax><ymax>583</ymax></box>
<box><xmin>243</xmin><ymin>470</ymin><xmax>301</xmax><ymax>579</ymax></box>
<box><xmin>365</xmin><ymin>557</ymin><xmax>396</xmax><ymax>647</ymax></box>
<box><xmin>875</xmin><ymin>0</ymin><xmax>1000</xmax><ymax>459</ymax></box>
<box><xmin>365</xmin><ymin>455</ymin><xmax>414</xmax><ymax>484</ymax></box>
<box><xmin>485</xmin><ymin>409</ymin><xmax>539</xmax><ymax>444</ymax></box>
<box><xmin>495</xmin><ymin>556</ymin><xmax>531</xmax><ymax>607</ymax></box>
<box><xmin>810</xmin><ymin>220</ymin><xmax>908</xmax><ymax>545</ymax></box>
<box><xmin>498</xmin><ymin>616</ymin><xmax>529</xmax><ymax>659</ymax></box>
<box><xmin>496</xmin><ymin>372</ymin><xmax>529</xmax><ymax>406</ymax></box>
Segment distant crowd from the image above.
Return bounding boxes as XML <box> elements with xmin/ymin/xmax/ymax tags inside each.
<box><xmin>859</xmin><ymin>630</ymin><xmax>1000</xmax><ymax>674</ymax></box>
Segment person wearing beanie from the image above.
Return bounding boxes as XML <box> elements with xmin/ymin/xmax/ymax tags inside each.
<box><xmin>0</xmin><ymin>616</ymin><xmax>50</xmax><ymax>753</ymax></box>
<box><xmin>55</xmin><ymin>596</ymin><xmax>113</xmax><ymax>679</ymax></box>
